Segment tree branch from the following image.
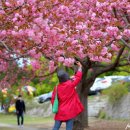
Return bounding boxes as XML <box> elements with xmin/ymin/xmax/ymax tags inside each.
<box><xmin>123</xmin><ymin>11</ymin><xmax>130</xmax><ymax>24</ymax></box>
<box><xmin>94</xmin><ymin>45</ymin><xmax>125</xmax><ymax>77</ymax></box>
<box><xmin>115</xmin><ymin>68</ymin><xmax>130</xmax><ymax>73</ymax></box>
<box><xmin>0</xmin><ymin>40</ymin><xmax>12</xmax><ymax>52</ymax></box>
<box><xmin>118</xmin><ymin>63</ymin><xmax>130</xmax><ymax>67</ymax></box>
<box><xmin>120</xmin><ymin>39</ymin><xmax>130</xmax><ymax>49</ymax></box>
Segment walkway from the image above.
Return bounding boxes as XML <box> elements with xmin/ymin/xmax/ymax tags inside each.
<box><xmin>0</xmin><ymin>123</ymin><xmax>65</xmax><ymax>130</ymax></box>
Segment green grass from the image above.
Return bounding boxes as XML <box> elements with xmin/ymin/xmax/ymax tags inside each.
<box><xmin>0</xmin><ymin>113</ymin><xmax>53</xmax><ymax>125</ymax></box>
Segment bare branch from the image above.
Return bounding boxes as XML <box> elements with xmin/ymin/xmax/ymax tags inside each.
<box><xmin>0</xmin><ymin>54</ymin><xmax>28</xmax><ymax>61</ymax></box>
<box><xmin>0</xmin><ymin>40</ymin><xmax>11</xmax><ymax>52</ymax></box>
<box><xmin>123</xmin><ymin>11</ymin><xmax>130</xmax><ymax>24</ymax></box>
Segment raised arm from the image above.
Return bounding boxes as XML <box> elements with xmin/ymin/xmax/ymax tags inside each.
<box><xmin>70</xmin><ymin>61</ymin><xmax>82</xmax><ymax>88</ymax></box>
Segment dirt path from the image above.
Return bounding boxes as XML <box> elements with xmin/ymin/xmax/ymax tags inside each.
<box><xmin>0</xmin><ymin>119</ymin><xmax>130</xmax><ymax>130</ymax></box>
<box><xmin>85</xmin><ymin>119</ymin><xmax>130</xmax><ymax>130</ymax></box>
<box><xmin>0</xmin><ymin>122</ymin><xmax>65</xmax><ymax>130</ymax></box>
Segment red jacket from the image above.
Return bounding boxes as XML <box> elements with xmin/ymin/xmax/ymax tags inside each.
<box><xmin>51</xmin><ymin>71</ymin><xmax>84</xmax><ymax>121</ymax></box>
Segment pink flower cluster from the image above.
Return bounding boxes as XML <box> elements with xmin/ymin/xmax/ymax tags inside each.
<box><xmin>63</xmin><ymin>58</ymin><xmax>75</xmax><ymax>67</ymax></box>
<box><xmin>0</xmin><ymin>0</ymin><xmax>130</xmax><ymax>74</ymax></box>
<box><xmin>123</xmin><ymin>29</ymin><xmax>130</xmax><ymax>38</ymax></box>
<box><xmin>106</xmin><ymin>26</ymin><xmax>119</xmax><ymax>37</ymax></box>
<box><xmin>31</xmin><ymin>60</ymin><xmax>41</xmax><ymax>71</ymax></box>
<box><xmin>49</xmin><ymin>60</ymin><xmax>56</xmax><ymax>73</ymax></box>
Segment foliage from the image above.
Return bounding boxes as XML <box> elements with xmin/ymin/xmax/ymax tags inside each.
<box><xmin>123</xmin><ymin>82</ymin><xmax>130</xmax><ymax>92</ymax></box>
<box><xmin>103</xmin><ymin>82</ymin><xmax>128</xmax><ymax>104</ymax></box>
<box><xmin>0</xmin><ymin>89</ymin><xmax>14</xmax><ymax>112</ymax></box>
<box><xmin>0</xmin><ymin>0</ymin><xmax>130</xmax><ymax>88</ymax></box>
<box><xmin>0</xmin><ymin>0</ymin><xmax>130</xmax><ymax>128</ymax></box>
<box><xmin>28</xmin><ymin>67</ymin><xmax>76</xmax><ymax>96</ymax></box>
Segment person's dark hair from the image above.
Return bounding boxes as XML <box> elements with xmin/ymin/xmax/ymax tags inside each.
<box><xmin>57</xmin><ymin>69</ymin><xmax>70</xmax><ymax>83</ymax></box>
<box><xmin>18</xmin><ymin>94</ymin><xmax>22</xmax><ymax>97</ymax></box>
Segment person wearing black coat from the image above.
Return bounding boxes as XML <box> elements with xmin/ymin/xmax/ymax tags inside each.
<box><xmin>15</xmin><ymin>94</ymin><xmax>26</xmax><ymax>126</ymax></box>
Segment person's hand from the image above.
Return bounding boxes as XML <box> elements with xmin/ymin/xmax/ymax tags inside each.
<box><xmin>76</xmin><ymin>61</ymin><xmax>82</xmax><ymax>68</ymax></box>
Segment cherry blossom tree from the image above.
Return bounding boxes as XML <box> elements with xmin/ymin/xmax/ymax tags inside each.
<box><xmin>0</xmin><ymin>0</ymin><xmax>130</xmax><ymax>129</ymax></box>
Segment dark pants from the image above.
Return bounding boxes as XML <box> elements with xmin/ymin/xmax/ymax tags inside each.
<box><xmin>53</xmin><ymin>119</ymin><xmax>74</xmax><ymax>130</ymax></box>
<box><xmin>17</xmin><ymin>113</ymin><xmax>24</xmax><ymax>126</ymax></box>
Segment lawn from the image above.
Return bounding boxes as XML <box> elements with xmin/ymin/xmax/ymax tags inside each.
<box><xmin>0</xmin><ymin>113</ymin><xmax>130</xmax><ymax>130</ymax></box>
<box><xmin>0</xmin><ymin>113</ymin><xmax>53</xmax><ymax>125</ymax></box>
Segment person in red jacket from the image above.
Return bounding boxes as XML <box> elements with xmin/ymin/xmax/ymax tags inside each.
<box><xmin>51</xmin><ymin>61</ymin><xmax>84</xmax><ymax>130</ymax></box>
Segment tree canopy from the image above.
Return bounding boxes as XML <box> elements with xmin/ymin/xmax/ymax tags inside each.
<box><xmin>0</xmin><ymin>0</ymin><xmax>130</xmax><ymax>89</ymax></box>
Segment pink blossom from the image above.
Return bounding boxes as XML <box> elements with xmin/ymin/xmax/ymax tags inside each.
<box><xmin>22</xmin><ymin>9</ymin><xmax>28</xmax><ymax>15</ymax></box>
<box><xmin>58</xmin><ymin>57</ymin><xmax>64</xmax><ymax>62</ymax></box>
<box><xmin>55</xmin><ymin>50</ymin><xmax>64</xmax><ymax>56</ymax></box>
<box><xmin>12</xmin><ymin>17</ymin><xmax>17</xmax><ymax>22</ymax></box>
<box><xmin>72</xmin><ymin>40</ymin><xmax>78</xmax><ymax>45</ymax></box>
<box><xmin>34</xmin><ymin>53</ymin><xmax>42</xmax><ymax>59</ymax></box>
<box><xmin>58</xmin><ymin>5</ymin><xmax>70</xmax><ymax>15</ymax></box>
<box><xmin>0</xmin><ymin>10</ymin><xmax>5</xmax><ymax>15</ymax></box>
<box><xmin>31</xmin><ymin>60</ymin><xmax>41</xmax><ymax>70</ymax></box>
<box><xmin>63</xmin><ymin>58</ymin><xmax>74</xmax><ymax>67</ymax></box>
<box><xmin>76</xmin><ymin>25</ymin><xmax>83</xmax><ymax>30</ymax></box>
<box><xmin>0</xmin><ymin>30</ymin><xmax>6</xmax><ymax>35</ymax></box>
<box><xmin>123</xmin><ymin>29</ymin><xmax>130</xmax><ymax>37</ymax></box>
<box><xmin>82</xmin><ymin>34</ymin><xmax>88</xmax><ymax>41</ymax></box>
<box><xmin>101</xmin><ymin>47</ymin><xmax>108</xmax><ymax>56</ymax></box>
<box><xmin>34</xmin><ymin>17</ymin><xmax>43</xmax><ymax>25</ymax></box>
<box><xmin>89</xmin><ymin>44</ymin><xmax>96</xmax><ymax>50</ymax></box>
<box><xmin>49</xmin><ymin>60</ymin><xmax>55</xmax><ymax>73</ymax></box>
<box><xmin>27</xmin><ymin>29</ymin><xmax>35</xmax><ymax>38</ymax></box>
<box><xmin>106</xmin><ymin>26</ymin><xmax>119</xmax><ymax>37</ymax></box>
<box><xmin>27</xmin><ymin>0</ymin><xmax>36</xmax><ymax>4</ymax></box>
<box><xmin>103</xmin><ymin>58</ymin><xmax>111</xmax><ymax>63</ymax></box>
<box><xmin>0</xmin><ymin>61</ymin><xmax>8</xmax><ymax>72</ymax></box>
<box><xmin>90</xmin><ymin>30</ymin><xmax>103</xmax><ymax>38</ymax></box>
<box><xmin>19</xmin><ymin>29</ymin><xmax>24</xmax><ymax>35</ymax></box>
<box><xmin>107</xmin><ymin>53</ymin><xmax>112</xmax><ymax>58</ymax></box>
<box><xmin>5</xmin><ymin>2</ymin><xmax>12</xmax><ymax>7</ymax></box>
<box><xmin>17</xmin><ymin>0</ymin><xmax>24</xmax><ymax>5</ymax></box>
<box><xmin>28</xmin><ymin>49</ymin><xmax>36</xmax><ymax>57</ymax></box>
<box><xmin>111</xmin><ymin>44</ymin><xmax>119</xmax><ymax>51</ymax></box>
<box><xmin>0</xmin><ymin>0</ymin><xmax>130</xmax><ymax>79</ymax></box>
<box><xmin>116</xmin><ymin>35</ymin><xmax>122</xmax><ymax>40</ymax></box>
<box><xmin>15</xmin><ymin>13</ymin><xmax>21</xmax><ymax>18</ymax></box>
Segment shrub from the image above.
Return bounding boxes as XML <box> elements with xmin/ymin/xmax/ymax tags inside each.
<box><xmin>98</xmin><ymin>109</ymin><xmax>106</xmax><ymax>119</ymax></box>
<box><xmin>123</xmin><ymin>82</ymin><xmax>130</xmax><ymax>92</ymax></box>
<box><xmin>103</xmin><ymin>82</ymin><xmax>128</xmax><ymax>104</ymax></box>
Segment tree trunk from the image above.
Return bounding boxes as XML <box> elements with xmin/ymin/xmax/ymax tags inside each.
<box><xmin>73</xmin><ymin>73</ymin><xmax>95</xmax><ymax>130</ymax></box>
<box><xmin>73</xmin><ymin>94</ymin><xmax>88</xmax><ymax>130</ymax></box>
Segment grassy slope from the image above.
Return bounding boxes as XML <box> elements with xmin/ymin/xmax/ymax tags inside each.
<box><xmin>0</xmin><ymin>113</ymin><xmax>53</xmax><ymax>125</ymax></box>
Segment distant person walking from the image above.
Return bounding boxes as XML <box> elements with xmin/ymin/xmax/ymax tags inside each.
<box><xmin>51</xmin><ymin>61</ymin><xmax>84</xmax><ymax>130</ymax></box>
<box><xmin>15</xmin><ymin>94</ymin><xmax>26</xmax><ymax>127</ymax></box>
